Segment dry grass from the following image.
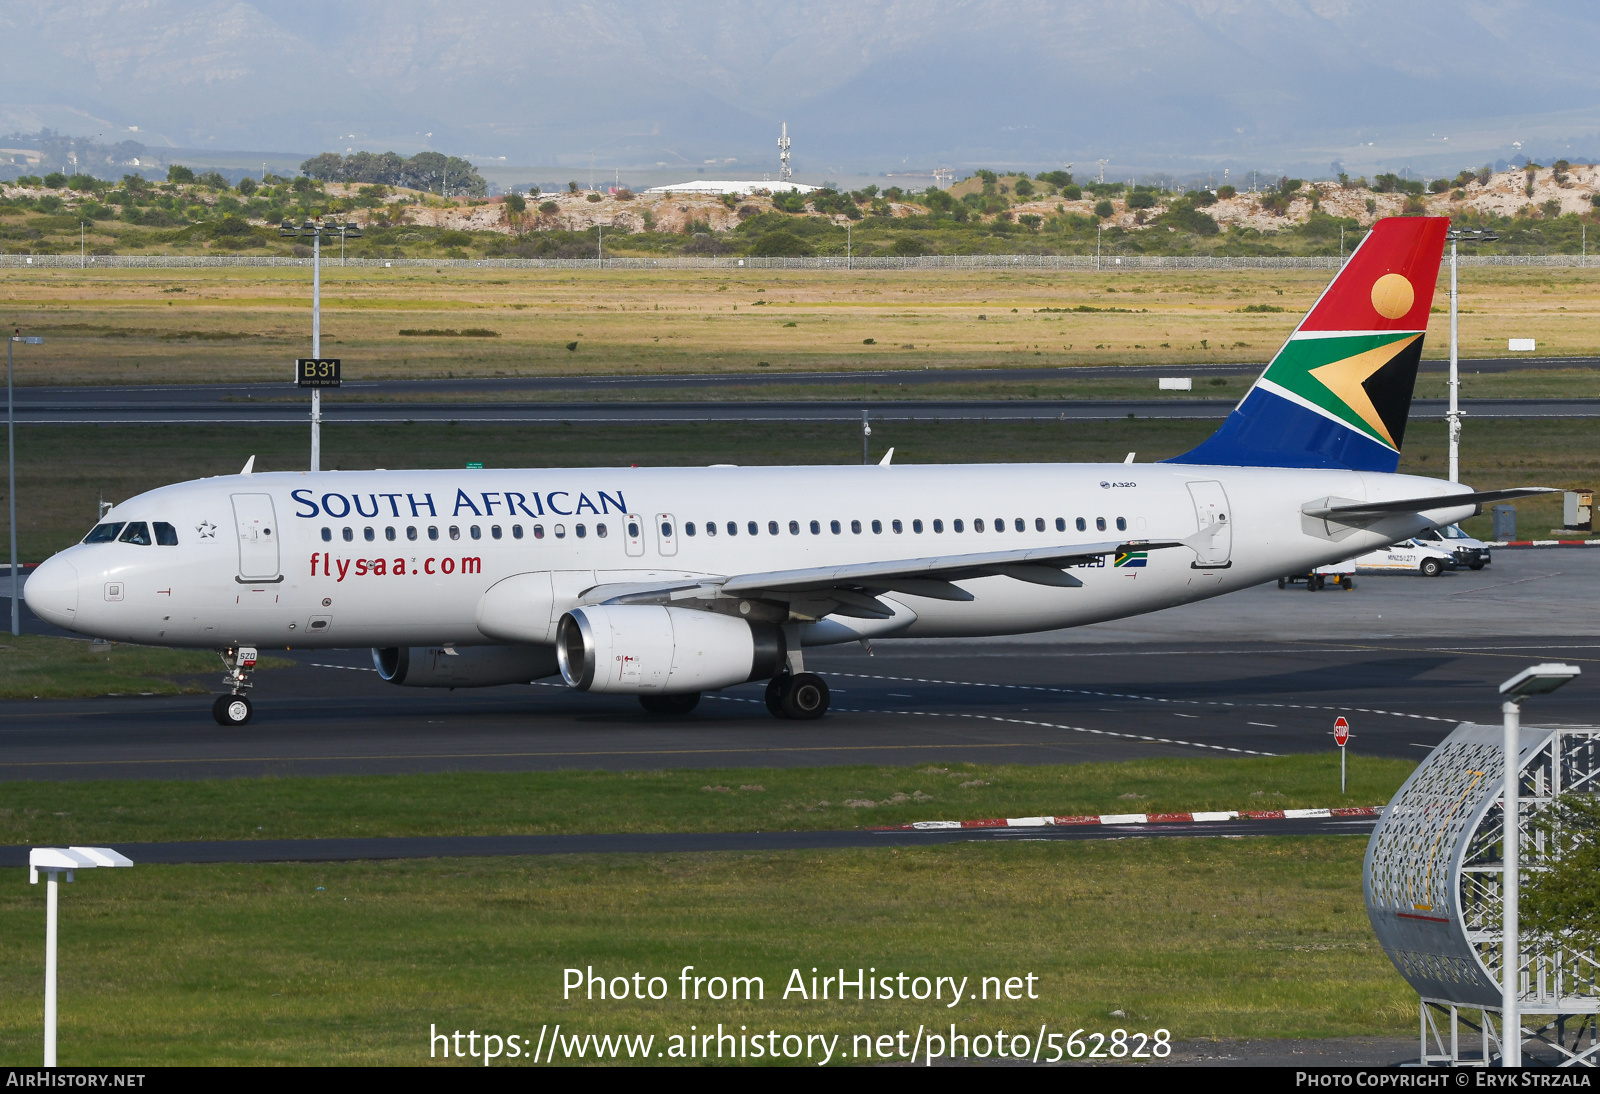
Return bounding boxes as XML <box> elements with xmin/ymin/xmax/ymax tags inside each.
<box><xmin>4</xmin><ymin>264</ymin><xmax>1599</xmax><ymax>385</ymax></box>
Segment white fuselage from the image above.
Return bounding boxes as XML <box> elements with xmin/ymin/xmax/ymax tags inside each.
<box><xmin>24</xmin><ymin>461</ymin><xmax>1474</xmax><ymax>651</ymax></box>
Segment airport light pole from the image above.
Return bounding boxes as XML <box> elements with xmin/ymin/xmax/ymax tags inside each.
<box><xmin>29</xmin><ymin>847</ymin><xmax>133</xmax><ymax>1066</ymax></box>
<box><xmin>9</xmin><ymin>332</ymin><xmax>43</xmax><ymax>636</ymax></box>
<box><xmin>1445</xmin><ymin>228</ymin><xmax>1497</xmax><ymax>483</ymax></box>
<box><xmin>1496</xmin><ymin>663</ymin><xmax>1581</xmax><ymax>1067</ymax></box>
<box><xmin>279</xmin><ymin>220</ymin><xmax>361</xmax><ymax>470</ymax></box>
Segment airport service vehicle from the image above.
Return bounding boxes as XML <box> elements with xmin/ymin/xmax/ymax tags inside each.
<box><xmin>1415</xmin><ymin>523</ymin><xmax>1490</xmax><ymax>569</ymax></box>
<box><xmin>1346</xmin><ymin>537</ymin><xmax>1459</xmax><ymax>577</ymax></box>
<box><xmin>1277</xmin><ymin>568</ymin><xmax>1355</xmax><ymax>592</ymax></box>
<box><xmin>24</xmin><ymin>217</ymin><xmax>1549</xmax><ymax>726</ymax></box>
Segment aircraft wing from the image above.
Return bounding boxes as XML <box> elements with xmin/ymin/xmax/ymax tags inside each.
<box><xmin>586</xmin><ymin>539</ymin><xmax>1185</xmax><ymax>619</ymax></box>
<box><xmin>1302</xmin><ymin>487</ymin><xmax>1555</xmax><ymax>524</ymax></box>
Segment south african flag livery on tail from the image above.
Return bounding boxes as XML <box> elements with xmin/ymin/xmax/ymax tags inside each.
<box><xmin>1170</xmin><ymin>216</ymin><xmax>1448</xmax><ymax>473</ymax></box>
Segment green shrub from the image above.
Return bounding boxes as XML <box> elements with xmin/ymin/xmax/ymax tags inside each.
<box><xmin>1126</xmin><ymin>191</ymin><xmax>1156</xmax><ymax>210</ymax></box>
<box><xmin>503</xmin><ymin>193</ymin><xmax>526</xmax><ymax>214</ymax></box>
<box><xmin>749</xmin><ymin>229</ymin><xmax>813</xmax><ymax>257</ymax></box>
<box><xmin>1013</xmin><ymin>178</ymin><xmax>1035</xmax><ymax>198</ymax></box>
<box><xmin>1217</xmin><ymin>185</ymin><xmax>1236</xmax><ymax>199</ymax></box>
<box><xmin>167</xmin><ymin>165</ymin><xmax>195</xmax><ymax>184</ymax></box>
<box><xmin>237</xmin><ymin>177</ymin><xmax>258</xmax><ymax>197</ymax></box>
<box><xmin>42</xmin><ymin>172</ymin><xmax>66</xmax><ymax>189</ymax></box>
<box><xmin>435</xmin><ymin>230</ymin><xmax>473</xmax><ymax>248</ymax></box>
<box><xmin>1093</xmin><ymin>200</ymin><xmax>1114</xmax><ymax>219</ymax></box>
<box><xmin>539</xmin><ymin>201</ymin><xmax>558</xmax><ymax>215</ymax></box>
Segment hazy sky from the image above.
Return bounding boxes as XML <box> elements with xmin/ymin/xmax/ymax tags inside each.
<box><xmin>3</xmin><ymin>1</ymin><xmax>1598</xmax><ymax>180</ymax></box>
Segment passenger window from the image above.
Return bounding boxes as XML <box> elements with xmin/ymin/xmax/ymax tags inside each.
<box><xmin>789</xmin><ymin>520</ymin><xmax>800</xmax><ymax>535</ymax></box>
<box><xmin>1116</xmin><ymin>517</ymin><xmax>1127</xmax><ymax>532</ymax></box>
<box><xmin>83</xmin><ymin>522</ymin><xmax>124</xmax><ymax>544</ymax></box>
<box><xmin>912</xmin><ymin>519</ymin><xmax>922</xmax><ymax>533</ymax></box>
<box><xmin>660</xmin><ymin>521</ymin><xmax>673</xmax><ymax>538</ymax></box>
<box><xmin>470</xmin><ymin>526</ymin><xmax>481</xmax><ymax>540</ymax></box>
<box><xmin>871</xmin><ymin>520</ymin><xmax>882</xmax><ymax>534</ymax></box>
<box><xmin>748</xmin><ymin>521</ymin><xmax>759</xmax><ymax>536</ymax></box>
<box><xmin>850</xmin><ymin>520</ymin><xmax>862</xmax><ymax>534</ymax></box>
<box><xmin>974</xmin><ymin>518</ymin><xmax>985</xmax><ymax>533</ymax></box>
<box><xmin>555</xmin><ymin>525</ymin><xmax>567</xmax><ymax>539</ymax></box>
<box><xmin>994</xmin><ymin>519</ymin><xmax>1005</xmax><ymax>533</ymax></box>
<box><xmin>119</xmin><ymin>522</ymin><xmax>152</xmax><ymax>545</ymax></box>
<box><xmin>727</xmin><ymin>522</ymin><xmax>738</xmax><ymax>536</ymax></box>
<box><xmin>533</xmin><ymin>525</ymin><xmax>545</xmax><ymax>539</ymax></box>
<box><xmin>830</xmin><ymin>520</ymin><xmax>841</xmax><ymax>534</ymax></box>
<box><xmin>767</xmin><ymin>520</ymin><xmax>778</xmax><ymax>535</ymax></box>
<box><xmin>685</xmin><ymin>522</ymin><xmax>697</xmax><ymax>537</ymax></box>
<box><xmin>491</xmin><ymin>525</ymin><xmax>502</xmax><ymax>540</ymax></box>
<box><xmin>810</xmin><ymin>520</ymin><xmax>821</xmax><ymax>535</ymax></box>
<box><xmin>953</xmin><ymin>519</ymin><xmax>964</xmax><ymax>533</ymax></box>
<box><xmin>576</xmin><ymin>524</ymin><xmax>587</xmax><ymax>539</ymax></box>
<box><xmin>1056</xmin><ymin>518</ymin><xmax>1066</xmax><ymax>532</ymax></box>
<box><xmin>428</xmin><ymin>526</ymin><xmax>439</xmax><ymax>541</ymax></box>
<box><xmin>407</xmin><ymin>526</ymin><xmax>418</xmax><ymax>541</ymax></box>
<box><xmin>932</xmin><ymin>519</ymin><xmax>943</xmax><ymax>533</ymax></box>
<box><xmin>154</xmin><ymin>522</ymin><xmax>178</xmax><ymax>546</ymax></box>
<box><xmin>596</xmin><ymin>523</ymin><xmax>607</xmax><ymax>538</ymax></box>
<box><xmin>320</xmin><ymin>526</ymin><xmax>332</xmax><ymax>542</ymax></box>
<box><xmin>450</xmin><ymin>526</ymin><xmax>461</xmax><ymax>541</ymax></box>
<box><xmin>385</xmin><ymin>526</ymin><xmax>396</xmax><ymax>542</ymax></box>
<box><xmin>364</xmin><ymin>527</ymin><xmax>375</xmax><ymax>542</ymax></box>
<box><xmin>1076</xmin><ymin>517</ymin><xmax>1087</xmax><ymax>532</ymax></box>
<box><xmin>512</xmin><ymin>525</ymin><xmax>523</xmax><ymax>539</ymax></box>
<box><xmin>343</xmin><ymin>527</ymin><xmax>354</xmax><ymax>542</ymax></box>
<box><xmin>705</xmin><ymin>521</ymin><xmax>716</xmax><ymax>537</ymax></box>
<box><xmin>1096</xmin><ymin>517</ymin><xmax>1107</xmax><ymax>531</ymax></box>
<box><xmin>892</xmin><ymin>520</ymin><xmax>903</xmax><ymax>534</ymax></box>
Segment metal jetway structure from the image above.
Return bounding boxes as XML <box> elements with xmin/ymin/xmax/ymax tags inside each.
<box><xmin>1365</xmin><ymin>722</ymin><xmax>1600</xmax><ymax>1066</ymax></box>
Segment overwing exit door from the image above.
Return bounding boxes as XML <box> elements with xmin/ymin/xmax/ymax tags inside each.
<box><xmin>231</xmin><ymin>493</ymin><xmax>282</xmax><ymax>581</ymax></box>
<box><xmin>1186</xmin><ymin>481</ymin><xmax>1233</xmax><ymax>568</ymax></box>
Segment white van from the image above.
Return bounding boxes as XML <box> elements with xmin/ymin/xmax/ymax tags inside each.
<box><xmin>1414</xmin><ymin>524</ymin><xmax>1491</xmax><ymax>570</ymax></box>
<box><xmin>1346</xmin><ymin>538</ymin><xmax>1459</xmax><ymax>577</ymax></box>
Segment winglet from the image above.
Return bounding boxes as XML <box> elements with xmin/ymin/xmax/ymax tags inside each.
<box><xmin>240</xmin><ymin>455</ymin><xmax>256</xmax><ymax>475</ymax></box>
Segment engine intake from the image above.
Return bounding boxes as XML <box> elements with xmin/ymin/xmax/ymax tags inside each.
<box><xmin>556</xmin><ymin>605</ymin><xmax>786</xmax><ymax>694</ymax></box>
<box><xmin>371</xmin><ymin>645</ymin><xmax>559</xmax><ymax>688</ymax></box>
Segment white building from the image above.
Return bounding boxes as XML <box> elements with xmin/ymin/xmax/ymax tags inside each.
<box><xmin>643</xmin><ymin>179</ymin><xmax>818</xmax><ymax>196</ymax></box>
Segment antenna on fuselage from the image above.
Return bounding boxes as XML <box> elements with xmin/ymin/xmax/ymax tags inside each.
<box><xmin>240</xmin><ymin>455</ymin><xmax>256</xmax><ymax>475</ymax></box>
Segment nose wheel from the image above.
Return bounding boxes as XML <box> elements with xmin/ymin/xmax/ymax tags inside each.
<box><xmin>213</xmin><ymin>694</ymin><xmax>253</xmax><ymax>726</ymax></box>
<box><xmin>765</xmin><ymin>672</ymin><xmax>830</xmax><ymax>720</ymax></box>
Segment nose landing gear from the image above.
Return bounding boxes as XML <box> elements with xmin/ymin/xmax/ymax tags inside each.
<box><xmin>213</xmin><ymin>646</ymin><xmax>258</xmax><ymax>726</ymax></box>
<box><xmin>765</xmin><ymin>672</ymin><xmax>830</xmax><ymax>720</ymax></box>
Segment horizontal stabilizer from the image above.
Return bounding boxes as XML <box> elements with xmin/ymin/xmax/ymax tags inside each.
<box><xmin>1302</xmin><ymin>487</ymin><xmax>1554</xmax><ymax>524</ymax></box>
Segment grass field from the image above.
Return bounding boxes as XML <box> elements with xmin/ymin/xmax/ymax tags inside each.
<box><xmin>0</xmin><ymin>635</ymin><xmax>292</xmax><ymax>700</ymax></box>
<box><xmin>0</xmin><ymin>839</ymin><xmax>1410</xmax><ymax>1065</ymax></box>
<box><xmin>0</xmin><ymin>754</ymin><xmax>1414</xmax><ymax>846</ymax></box>
<box><xmin>2</xmin><ymin>417</ymin><xmax>1592</xmax><ymax>562</ymax></box>
<box><xmin>3</xmin><ymin>264</ymin><xmax>1598</xmax><ymax>384</ymax></box>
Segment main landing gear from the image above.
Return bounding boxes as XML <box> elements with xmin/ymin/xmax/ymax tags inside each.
<box><xmin>765</xmin><ymin>672</ymin><xmax>830</xmax><ymax>720</ymax></box>
<box><xmin>213</xmin><ymin>646</ymin><xmax>258</xmax><ymax>726</ymax></box>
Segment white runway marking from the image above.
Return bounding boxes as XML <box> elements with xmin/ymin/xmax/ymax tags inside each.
<box><xmin>829</xmin><ymin>672</ymin><xmax>1457</xmax><ymax>723</ymax></box>
<box><xmin>311</xmin><ymin>663</ymin><xmax>377</xmax><ymax>672</ymax></box>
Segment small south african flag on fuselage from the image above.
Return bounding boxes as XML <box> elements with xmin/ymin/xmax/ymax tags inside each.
<box><xmin>1114</xmin><ymin>551</ymin><xmax>1147</xmax><ymax>568</ymax></box>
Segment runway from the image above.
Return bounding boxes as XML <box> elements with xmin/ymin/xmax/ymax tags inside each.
<box><xmin>9</xmin><ymin>357</ymin><xmax>1598</xmax><ymax>424</ymax></box>
<box><xmin>2</xmin><ymin>550</ymin><xmax>1595</xmax><ymax>781</ymax></box>
<box><xmin>0</xmin><ymin>814</ymin><xmax>1378</xmax><ymax>866</ymax></box>
<box><xmin>10</xmin><ymin>395</ymin><xmax>1596</xmax><ymax>425</ymax></box>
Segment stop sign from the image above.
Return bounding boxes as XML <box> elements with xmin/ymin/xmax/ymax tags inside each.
<box><xmin>1333</xmin><ymin>716</ymin><xmax>1350</xmax><ymax>747</ymax></box>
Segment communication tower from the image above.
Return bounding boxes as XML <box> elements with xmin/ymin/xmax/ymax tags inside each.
<box><xmin>1096</xmin><ymin>159</ymin><xmax>1109</xmax><ymax>183</ymax></box>
<box><xmin>778</xmin><ymin>123</ymin><xmax>792</xmax><ymax>183</ymax></box>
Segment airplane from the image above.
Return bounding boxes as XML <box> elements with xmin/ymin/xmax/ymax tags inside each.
<box><xmin>23</xmin><ymin>215</ymin><xmax>1547</xmax><ymax>726</ymax></box>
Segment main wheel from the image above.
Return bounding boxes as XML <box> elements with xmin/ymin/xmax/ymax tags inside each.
<box><xmin>1305</xmin><ymin>576</ymin><xmax>1319</xmax><ymax>592</ymax></box>
<box><xmin>639</xmin><ymin>692</ymin><xmax>700</xmax><ymax>715</ymax></box>
<box><xmin>1420</xmin><ymin>558</ymin><xmax>1443</xmax><ymax>577</ymax></box>
<box><xmin>1277</xmin><ymin>577</ymin><xmax>1287</xmax><ymax>589</ymax></box>
<box><xmin>782</xmin><ymin>673</ymin><xmax>830</xmax><ymax>720</ymax></box>
<box><xmin>1339</xmin><ymin>576</ymin><xmax>1354</xmax><ymax>591</ymax></box>
<box><xmin>765</xmin><ymin>675</ymin><xmax>791</xmax><ymax>719</ymax></box>
<box><xmin>213</xmin><ymin>693</ymin><xmax>252</xmax><ymax>726</ymax></box>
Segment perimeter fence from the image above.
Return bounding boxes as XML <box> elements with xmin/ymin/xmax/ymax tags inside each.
<box><xmin>1</xmin><ymin>253</ymin><xmax>1595</xmax><ymax>272</ymax></box>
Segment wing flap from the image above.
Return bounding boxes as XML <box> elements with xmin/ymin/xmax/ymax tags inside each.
<box><xmin>1302</xmin><ymin>487</ymin><xmax>1553</xmax><ymax>523</ymax></box>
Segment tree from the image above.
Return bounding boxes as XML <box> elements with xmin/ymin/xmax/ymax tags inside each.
<box><xmin>504</xmin><ymin>193</ymin><xmax>526</xmax><ymax>214</ymax></box>
<box><xmin>237</xmin><ymin>177</ymin><xmax>258</xmax><ymax>197</ymax></box>
<box><xmin>197</xmin><ymin>171</ymin><xmax>228</xmax><ymax>190</ymax></box>
<box><xmin>300</xmin><ymin>153</ymin><xmax>344</xmax><ymax>181</ymax></box>
<box><xmin>43</xmin><ymin>171</ymin><xmax>67</xmax><ymax>188</ymax></box>
<box><xmin>1126</xmin><ymin>191</ymin><xmax>1156</xmax><ymax>210</ymax></box>
<box><xmin>167</xmin><ymin>165</ymin><xmax>195</xmax><ymax>184</ymax></box>
<box><xmin>1013</xmin><ymin>177</ymin><xmax>1035</xmax><ymax>198</ymax></box>
<box><xmin>1523</xmin><ymin>793</ymin><xmax>1600</xmax><ymax>955</ymax></box>
<box><xmin>1093</xmin><ymin>199</ymin><xmax>1114</xmax><ymax>219</ymax></box>
<box><xmin>568</xmin><ymin>181</ymin><xmax>580</xmax><ymax>193</ymax></box>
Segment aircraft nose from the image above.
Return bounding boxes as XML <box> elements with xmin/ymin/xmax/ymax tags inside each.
<box><xmin>24</xmin><ymin>556</ymin><xmax>80</xmax><ymax>629</ymax></box>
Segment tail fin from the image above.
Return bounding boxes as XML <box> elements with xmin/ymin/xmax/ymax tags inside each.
<box><xmin>1168</xmin><ymin>216</ymin><xmax>1448</xmax><ymax>472</ymax></box>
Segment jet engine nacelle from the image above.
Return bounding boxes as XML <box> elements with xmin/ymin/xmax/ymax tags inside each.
<box><xmin>372</xmin><ymin>644</ymin><xmax>559</xmax><ymax>688</ymax></box>
<box><xmin>556</xmin><ymin>605</ymin><xmax>786</xmax><ymax>694</ymax></box>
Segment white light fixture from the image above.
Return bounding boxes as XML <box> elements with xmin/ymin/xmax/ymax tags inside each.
<box><xmin>1496</xmin><ymin>663</ymin><xmax>1580</xmax><ymax>1066</ymax></box>
<box><xmin>30</xmin><ymin>847</ymin><xmax>133</xmax><ymax>1066</ymax></box>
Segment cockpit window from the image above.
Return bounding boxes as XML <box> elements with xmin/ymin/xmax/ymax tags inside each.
<box><xmin>153</xmin><ymin>522</ymin><xmax>178</xmax><ymax>546</ymax></box>
<box><xmin>118</xmin><ymin>522</ymin><xmax>153</xmax><ymax>546</ymax></box>
<box><xmin>83</xmin><ymin>522</ymin><xmax>124</xmax><ymax>544</ymax></box>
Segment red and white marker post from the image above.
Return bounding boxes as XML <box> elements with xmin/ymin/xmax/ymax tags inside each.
<box><xmin>1333</xmin><ymin>716</ymin><xmax>1352</xmax><ymax>794</ymax></box>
